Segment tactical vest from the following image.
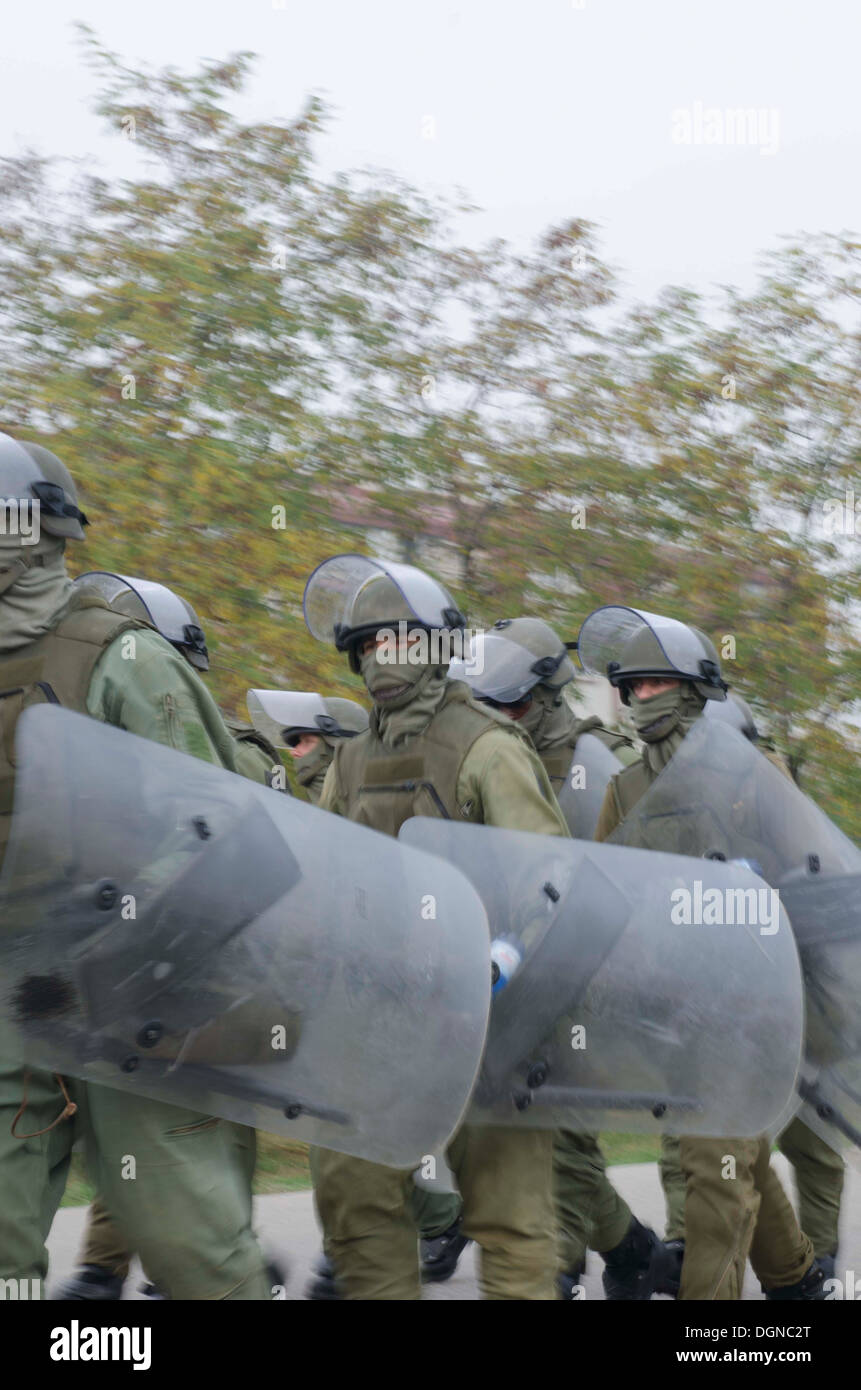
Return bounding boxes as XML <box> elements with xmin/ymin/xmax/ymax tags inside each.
<box><xmin>0</xmin><ymin>591</ymin><xmax>147</xmax><ymax>863</ymax></box>
<box><xmin>606</xmin><ymin>757</ymin><xmax>654</xmax><ymax>824</ymax></box>
<box><xmin>538</xmin><ymin>713</ymin><xmax>636</xmax><ymax>790</ymax></box>
<box><xmin>332</xmin><ymin>681</ymin><xmax>528</xmax><ymax>837</ymax></box>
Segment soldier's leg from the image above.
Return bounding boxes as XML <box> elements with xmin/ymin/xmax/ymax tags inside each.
<box><xmin>448</xmin><ymin>1124</ymin><xmax>556</xmax><ymax>1300</ymax></box>
<box><xmin>82</xmin><ymin>1085</ymin><xmax>269</xmax><ymax>1301</ymax></box>
<box><xmin>409</xmin><ymin>1183</ymin><xmax>462</xmax><ymax>1239</ymax></box>
<box><xmin>659</xmin><ymin>1134</ymin><xmax>687</xmax><ymax>1241</ymax></box>
<box><xmin>677</xmin><ymin>1136</ymin><xmax>760</xmax><ymax>1300</ymax></box>
<box><xmin>313</xmin><ymin>1147</ymin><xmax>419</xmax><ymax>1300</ymax></box>
<box><xmin>0</xmin><ymin>1060</ymin><xmax>76</xmax><ymax>1284</ymax></box>
<box><xmin>748</xmin><ymin>1136</ymin><xmax>814</xmax><ymax>1290</ymax></box>
<box><xmin>76</xmin><ymin>1198</ymin><xmax>132</xmax><ymax>1280</ymax></box>
<box><xmin>553</xmin><ymin>1129</ymin><xmax>630</xmax><ymax>1273</ymax></box>
<box><xmin>777</xmin><ymin>1117</ymin><xmax>844</xmax><ymax>1259</ymax></box>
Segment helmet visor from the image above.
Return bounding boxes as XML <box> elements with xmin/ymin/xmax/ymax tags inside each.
<box><xmin>448</xmin><ymin>630</ymin><xmax>545</xmax><ymax>703</ymax></box>
<box><xmin>304</xmin><ymin>554</ymin><xmax>463</xmax><ymax>644</ymax></box>
<box><xmin>247</xmin><ymin>690</ymin><xmax>328</xmax><ymax>747</ymax></box>
<box><xmin>577</xmin><ymin>606</ymin><xmax>714</xmax><ymax>682</ymax></box>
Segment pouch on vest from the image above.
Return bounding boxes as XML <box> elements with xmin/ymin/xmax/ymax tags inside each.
<box><xmin>0</xmin><ymin>705</ymin><xmax>490</xmax><ymax>1167</ymax></box>
<box><xmin>400</xmin><ymin>816</ymin><xmax>803</xmax><ymax>1139</ymax></box>
<box><xmin>607</xmin><ymin>716</ymin><xmax>861</xmax><ymax>1158</ymax></box>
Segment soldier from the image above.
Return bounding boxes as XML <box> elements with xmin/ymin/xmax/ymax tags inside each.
<box><xmin>580</xmin><ymin>606</ymin><xmax>827</xmax><ymax>1300</ymax></box>
<box><xmin>248</xmin><ymin>687</ymin><xmax>474</xmax><ymax>1295</ymax></box>
<box><xmin>653</xmin><ymin>692</ymin><xmax>846</xmax><ymax>1288</ymax></box>
<box><xmin>52</xmin><ymin>574</ymin><xmax>285</xmax><ymax>1301</ymax></box>
<box><xmin>0</xmin><ymin>436</ymin><xmax>273</xmax><ymax>1299</ymax></box>
<box><xmin>450</xmin><ymin>616</ymin><xmax>672</xmax><ymax>1299</ymax></box>
<box><xmin>303</xmin><ymin>554</ymin><xmax>570</xmax><ymax>1299</ymax></box>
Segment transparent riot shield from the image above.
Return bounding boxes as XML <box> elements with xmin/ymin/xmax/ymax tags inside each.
<box><xmin>399</xmin><ymin>818</ymin><xmax>803</xmax><ymax>1136</ymax></box>
<box><xmin>607</xmin><ymin>716</ymin><xmax>861</xmax><ymax>1154</ymax></box>
<box><xmin>555</xmin><ymin>733</ymin><xmax>624</xmax><ymax>840</ymax></box>
<box><xmin>0</xmin><ymin>707</ymin><xmax>491</xmax><ymax>1167</ymax></box>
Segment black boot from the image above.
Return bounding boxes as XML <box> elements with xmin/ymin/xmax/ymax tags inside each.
<box><xmin>420</xmin><ymin>1217</ymin><xmax>471</xmax><ymax>1284</ymax></box>
<box><xmin>52</xmin><ymin>1264</ymin><xmax>124</xmax><ymax>1301</ymax></box>
<box><xmin>305</xmin><ymin>1253</ymin><xmax>341</xmax><ymax>1301</ymax></box>
<box><xmin>601</xmin><ymin>1217</ymin><xmax>663</xmax><ymax>1300</ymax></box>
<box><xmin>764</xmin><ymin>1257</ymin><xmax>829</xmax><ymax>1301</ymax></box>
<box><xmin>653</xmin><ymin>1238</ymin><xmax>685</xmax><ymax>1298</ymax></box>
<box><xmin>557</xmin><ymin>1260</ymin><xmax>586</xmax><ymax>1300</ymax></box>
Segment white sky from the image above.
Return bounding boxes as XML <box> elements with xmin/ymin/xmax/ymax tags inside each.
<box><xmin>3</xmin><ymin>0</ymin><xmax>860</xmax><ymax>306</ymax></box>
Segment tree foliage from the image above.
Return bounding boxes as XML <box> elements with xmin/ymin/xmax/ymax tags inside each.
<box><xmin>0</xmin><ymin>33</ymin><xmax>857</xmax><ymax>831</ymax></box>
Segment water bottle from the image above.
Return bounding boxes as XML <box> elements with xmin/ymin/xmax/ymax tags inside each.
<box><xmin>490</xmin><ymin>937</ymin><xmax>523</xmax><ymax>995</ymax></box>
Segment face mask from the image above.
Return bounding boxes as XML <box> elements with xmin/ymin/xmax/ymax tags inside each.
<box><xmin>516</xmin><ymin>684</ymin><xmax>570</xmax><ymax>747</ymax></box>
<box><xmin>360</xmin><ymin>644</ymin><xmax>428</xmax><ymax>710</ymax></box>
<box><xmin>629</xmin><ymin>686</ymin><xmax>686</xmax><ymax>742</ymax></box>
<box><xmin>0</xmin><ymin>534</ymin><xmax>74</xmax><ymax>653</ymax></box>
<box><xmin>294</xmin><ymin>739</ymin><xmax>334</xmax><ymax>799</ymax></box>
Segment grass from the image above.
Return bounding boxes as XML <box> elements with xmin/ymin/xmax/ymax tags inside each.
<box><xmin>60</xmin><ymin>1131</ymin><xmax>658</xmax><ymax>1207</ymax></box>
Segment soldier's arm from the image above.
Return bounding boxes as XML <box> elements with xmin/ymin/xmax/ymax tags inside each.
<box><xmin>593</xmin><ymin>781</ymin><xmax>622</xmax><ymax>842</ymax></box>
<box><xmin>86</xmin><ymin>627</ymin><xmax>242</xmax><ymax>771</ymax></box>
<box><xmin>316</xmin><ymin>758</ymin><xmax>344</xmax><ymax>815</ymax></box>
<box><xmin>225</xmin><ymin>718</ymin><xmax>287</xmax><ymax>789</ymax></box>
<box><xmin>457</xmin><ymin>726</ymin><xmax>570</xmax><ymax>837</ymax></box>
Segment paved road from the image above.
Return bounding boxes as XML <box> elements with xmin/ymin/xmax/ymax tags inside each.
<box><xmin>44</xmin><ymin>1153</ymin><xmax>859</xmax><ymax>1300</ymax></box>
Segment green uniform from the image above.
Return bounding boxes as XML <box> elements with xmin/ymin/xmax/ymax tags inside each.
<box><xmin>313</xmin><ymin>679</ymin><xmax>568</xmax><ymax>1299</ymax></box>
<box><xmin>595</xmin><ymin>741</ymin><xmax>814</xmax><ymax>1299</ymax></box>
<box><xmin>651</xmin><ymin>748</ymin><xmax>845</xmax><ymax>1261</ymax></box>
<box><xmin>298</xmin><ymin>734</ymin><xmax>461</xmax><ymax>1263</ymax></box>
<box><xmin>0</xmin><ymin>592</ymin><xmax>270</xmax><ymax>1298</ymax></box>
<box><xmin>535</xmin><ymin>711</ymin><xmax>640</xmax><ymax>1273</ymax></box>
<box><xmin>72</xmin><ymin>713</ymin><xmax>285</xmax><ymax>1287</ymax></box>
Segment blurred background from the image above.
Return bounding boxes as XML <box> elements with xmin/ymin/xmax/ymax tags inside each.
<box><xmin>1</xmin><ymin>5</ymin><xmax>858</xmax><ymax>835</ymax></box>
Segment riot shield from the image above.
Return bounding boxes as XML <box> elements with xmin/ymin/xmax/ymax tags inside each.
<box><xmin>607</xmin><ymin>716</ymin><xmax>861</xmax><ymax>1152</ymax></box>
<box><xmin>555</xmin><ymin>733</ymin><xmax>625</xmax><ymax>840</ymax></box>
<box><xmin>0</xmin><ymin>707</ymin><xmax>491</xmax><ymax>1167</ymax></box>
<box><xmin>399</xmin><ymin>818</ymin><xmax>803</xmax><ymax>1136</ymax></box>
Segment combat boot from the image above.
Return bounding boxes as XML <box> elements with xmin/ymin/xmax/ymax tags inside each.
<box><xmin>305</xmin><ymin>1252</ymin><xmax>341</xmax><ymax>1300</ymax></box>
<box><xmin>52</xmin><ymin>1265</ymin><xmax>124</xmax><ymax>1301</ymax></box>
<box><xmin>764</xmin><ymin>1258</ymin><xmax>829</xmax><ymax>1301</ymax></box>
<box><xmin>420</xmin><ymin>1216</ymin><xmax>471</xmax><ymax>1283</ymax></box>
<box><xmin>601</xmin><ymin>1217</ymin><xmax>664</xmax><ymax>1300</ymax></box>
<box><xmin>653</xmin><ymin>1237</ymin><xmax>685</xmax><ymax>1297</ymax></box>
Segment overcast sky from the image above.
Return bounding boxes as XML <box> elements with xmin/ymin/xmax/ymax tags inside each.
<box><xmin>3</xmin><ymin>0</ymin><xmax>859</xmax><ymax>306</ymax></box>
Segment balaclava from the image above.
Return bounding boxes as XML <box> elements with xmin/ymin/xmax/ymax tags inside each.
<box><xmin>517</xmin><ymin>683</ymin><xmax>572</xmax><ymax>750</ymax></box>
<box><xmin>629</xmin><ymin>681</ymin><xmax>706</xmax><ymax>776</ymax></box>
<box><xmin>360</xmin><ymin>644</ymin><xmax>449</xmax><ymax>750</ymax></box>
<box><xmin>0</xmin><ymin>532</ymin><xmax>75</xmax><ymax>654</ymax></box>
